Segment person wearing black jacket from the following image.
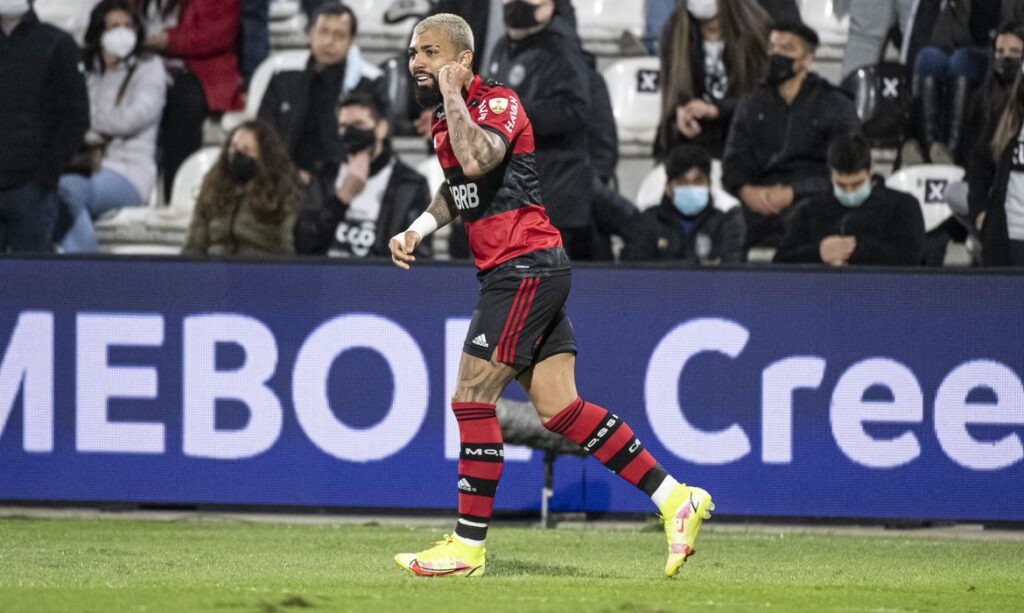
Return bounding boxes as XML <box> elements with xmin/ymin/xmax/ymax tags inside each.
<box><xmin>774</xmin><ymin>134</ymin><xmax>925</xmax><ymax>266</ymax></box>
<box><xmin>968</xmin><ymin>60</ymin><xmax>1024</xmax><ymax>267</ymax></box>
<box><xmin>655</xmin><ymin>0</ymin><xmax>772</xmax><ymax>160</ymax></box>
<box><xmin>485</xmin><ymin>0</ymin><xmax>596</xmax><ymax>258</ymax></box>
<box><xmin>723</xmin><ymin>21</ymin><xmax>860</xmax><ymax>250</ymax></box>
<box><xmin>258</xmin><ymin>2</ymin><xmax>383</xmax><ymax>196</ymax></box>
<box><xmin>294</xmin><ymin>90</ymin><xmax>431</xmax><ymax>258</ymax></box>
<box><xmin>0</xmin><ymin>2</ymin><xmax>88</xmax><ymax>252</ymax></box>
<box><xmin>622</xmin><ymin>144</ymin><xmax>745</xmax><ymax>264</ymax></box>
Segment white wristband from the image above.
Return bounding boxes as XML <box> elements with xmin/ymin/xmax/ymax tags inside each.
<box><xmin>407</xmin><ymin>212</ymin><xmax>439</xmax><ymax>239</ymax></box>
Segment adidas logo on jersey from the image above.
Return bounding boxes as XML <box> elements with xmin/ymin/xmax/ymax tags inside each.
<box><xmin>458</xmin><ymin>478</ymin><xmax>476</xmax><ymax>493</ymax></box>
<box><xmin>471</xmin><ymin>334</ymin><xmax>488</xmax><ymax>348</ymax></box>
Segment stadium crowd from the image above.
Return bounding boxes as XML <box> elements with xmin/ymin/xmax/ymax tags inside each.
<box><xmin>1</xmin><ymin>0</ymin><xmax>1023</xmax><ymax>266</ymax></box>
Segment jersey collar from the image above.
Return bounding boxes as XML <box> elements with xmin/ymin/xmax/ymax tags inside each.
<box><xmin>466</xmin><ymin>74</ymin><xmax>485</xmax><ymax>102</ymax></box>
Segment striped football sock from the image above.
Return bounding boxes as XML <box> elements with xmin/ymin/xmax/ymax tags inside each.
<box><xmin>544</xmin><ymin>397</ymin><xmax>671</xmax><ymax>500</ymax></box>
<box><xmin>451</xmin><ymin>402</ymin><xmax>504</xmax><ymax>546</ymax></box>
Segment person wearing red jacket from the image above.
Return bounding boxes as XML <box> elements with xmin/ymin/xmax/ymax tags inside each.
<box><xmin>133</xmin><ymin>0</ymin><xmax>244</xmax><ymax>198</ymax></box>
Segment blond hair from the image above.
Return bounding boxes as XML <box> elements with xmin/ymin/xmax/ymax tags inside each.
<box><xmin>413</xmin><ymin>13</ymin><xmax>475</xmax><ymax>53</ymax></box>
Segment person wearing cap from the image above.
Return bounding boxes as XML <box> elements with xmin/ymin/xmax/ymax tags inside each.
<box><xmin>622</xmin><ymin>144</ymin><xmax>745</xmax><ymax>264</ymax></box>
<box><xmin>722</xmin><ymin>20</ymin><xmax>860</xmax><ymax>251</ymax></box>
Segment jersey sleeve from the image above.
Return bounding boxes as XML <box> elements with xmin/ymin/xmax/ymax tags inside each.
<box><xmin>473</xmin><ymin>88</ymin><xmax>527</xmax><ymax>144</ymax></box>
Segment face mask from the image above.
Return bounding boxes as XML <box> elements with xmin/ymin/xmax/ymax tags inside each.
<box><xmin>504</xmin><ymin>0</ymin><xmax>540</xmax><ymax>29</ymax></box>
<box><xmin>0</xmin><ymin>0</ymin><xmax>29</xmax><ymax>18</ymax></box>
<box><xmin>228</xmin><ymin>151</ymin><xmax>257</xmax><ymax>183</ymax></box>
<box><xmin>687</xmin><ymin>0</ymin><xmax>718</xmax><ymax>21</ymax></box>
<box><xmin>993</xmin><ymin>57</ymin><xmax>1022</xmax><ymax>85</ymax></box>
<box><xmin>101</xmin><ymin>26</ymin><xmax>137</xmax><ymax>60</ymax></box>
<box><xmin>672</xmin><ymin>185</ymin><xmax>710</xmax><ymax>217</ymax></box>
<box><xmin>833</xmin><ymin>181</ymin><xmax>871</xmax><ymax>208</ymax></box>
<box><xmin>339</xmin><ymin>126</ymin><xmax>377</xmax><ymax>156</ymax></box>
<box><xmin>766</xmin><ymin>53</ymin><xmax>797</xmax><ymax>86</ymax></box>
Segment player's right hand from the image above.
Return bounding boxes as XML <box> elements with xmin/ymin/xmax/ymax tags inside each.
<box><xmin>389</xmin><ymin>231</ymin><xmax>422</xmax><ymax>270</ymax></box>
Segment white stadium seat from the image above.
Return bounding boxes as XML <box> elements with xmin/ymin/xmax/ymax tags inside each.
<box><xmin>34</xmin><ymin>0</ymin><xmax>100</xmax><ymax>44</ymax></box>
<box><xmin>572</xmin><ymin>0</ymin><xmax>645</xmax><ymax>42</ymax></box>
<box><xmin>352</xmin><ymin>0</ymin><xmax>413</xmax><ymax>47</ymax></box>
<box><xmin>799</xmin><ymin>0</ymin><xmax>850</xmax><ymax>48</ymax></box>
<box><xmin>635</xmin><ymin>160</ymin><xmax>737</xmax><ymax>212</ymax></box>
<box><xmin>885</xmin><ymin>164</ymin><xmax>965</xmax><ymax>233</ymax></box>
<box><xmin>243</xmin><ymin>49</ymin><xmax>309</xmax><ymax>119</ymax></box>
<box><xmin>414</xmin><ymin>156</ymin><xmax>451</xmax><ymax>258</ymax></box>
<box><xmin>221</xmin><ymin>49</ymin><xmax>310</xmax><ymax>131</ymax></box>
<box><xmin>415</xmin><ymin>156</ymin><xmax>446</xmax><ymax>196</ymax></box>
<box><xmin>94</xmin><ymin>147</ymin><xmax>221</xmax><ymax>254</ymax></box>
<box><xmin>269</xmin><ymin>0</ymin><xmax>300</xmax><ymax>20</ymax></box>
<box><xmin>602</xmin><ymin>57</ymin><xmax>661</xmax><ymax>145</ymax></box>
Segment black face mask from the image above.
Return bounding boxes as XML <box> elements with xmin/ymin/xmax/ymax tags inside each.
<box><xmin>228</xmin><ymin>151</ymin><xmax>257</xmax><ymax>183</ymax></box>
<box><xmin>504</xmin><ymin>0</ymin><xmax>540</xmax><ymax>29</ymax></box>
<box><xmin>993</xmin><ymin>57</ymin><xmax>1022</xmax><ymax>85</ymax></box>
<box><xmin>766</xmin><ymin>53</ymin><xmax>797</xmax><ymax>86</ymax></box>
<box><xmin>339</xmin><ymin>126</ymin><xmax>377</xmax><ymax>156</ymax></box>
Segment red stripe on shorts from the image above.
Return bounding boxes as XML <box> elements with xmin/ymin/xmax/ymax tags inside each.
<box><xmin>505</xmin><ymin>277</ymin><xmax>539</xmax><ymax>364</ymax></box>
<box><xmin>496</xmin><ymin>278</ymin><xmax>533</xmax><ymax>363</ymax></box>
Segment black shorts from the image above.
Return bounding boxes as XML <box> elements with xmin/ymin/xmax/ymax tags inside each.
<box><xmin>463</xmin><ymin>261</ymin><xmax>576</xmax><ymax>368</ymax></box>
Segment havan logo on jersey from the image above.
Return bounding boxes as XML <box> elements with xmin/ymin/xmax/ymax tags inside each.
<box><xmin>475</xmin><ymin>94</ymin><xmax>519</xmax><ymax>139</ymax></box>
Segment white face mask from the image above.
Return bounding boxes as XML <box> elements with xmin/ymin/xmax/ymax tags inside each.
<box><xmin>687</xmin><ymin>0</ymin><xmax>718</xmax><ymax>21</ymax></box>
<box><xmin>101</xmin><ymin>26</ymin><xmax>137</xmax><ymax>60</ymax></box>
<box><xmin>0</xmin><ymin>0</ymin><xmax>30</xmax><ymax>18</ymax></box>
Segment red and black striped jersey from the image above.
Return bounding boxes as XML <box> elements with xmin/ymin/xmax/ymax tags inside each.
<box><xmin>431</xmin><ymin>75</ymin><xmax>564</xmax><ymax>271</ymax></box>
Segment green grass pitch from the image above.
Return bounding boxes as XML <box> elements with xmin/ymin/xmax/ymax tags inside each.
<box><xmin>0</xmin><ymin>516</ymin><xmax>1021</xmax><ymax>612</ymax></box>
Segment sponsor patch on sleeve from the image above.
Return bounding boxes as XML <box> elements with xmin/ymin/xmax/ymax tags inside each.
<box><xmin>488</xmin><ymin>98</ymin><xmax>509</xmax><ymax>114</ymax></box>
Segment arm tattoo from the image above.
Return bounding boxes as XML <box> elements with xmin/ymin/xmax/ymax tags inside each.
<box><xmin>443</xmin><ymin>90</ymin><xmax>507</xmax><ymax>178</ymax></box>
<box><xmin>425</xmin><ymin>184</ymin><xmax>458</xmax><ymax>228</ymax></box>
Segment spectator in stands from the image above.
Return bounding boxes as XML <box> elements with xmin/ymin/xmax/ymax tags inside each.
<box><xmin>968</xmin><ymin>59</ymin><xmax>1024</xmax><ymax>266</ymax></box>
<box><xmin>841</xmin><ymin>0</ymin><xmax>916</xmax><ymax>78</ymax></box>
<box><xmin>294</xmin><ymin>90</ymin><xmax>431</xmax><ymax>258</ymax></box>
<box><xmin>961</xmin><ymin>22</ymin><xmax>1024</xmax><ymax>163</ymax></box>
<box><xmin>135</xmin><ymin>0</ymin><xmax>244</xmax><ymax>200</ymax></box>
<box><xmin>57</xmin><ymin>0</ymin><xmax>166</xmax><ymax>254</ymax></box>
<box><xmin>183</xmin><ymin>120</ymin><xmax>300</xmax><ymax>256</ymax></box>
<box><xmin>622</xmin><ymin>144</ymin><xmax>745</xmax><ymax>264</ymax></box>
<box><xmin>904</xmin><ymin>0</ymin><xmax>1002</xmax><ymax>165</ymax></box>
<box><xmin>722</xmin><ymin>21</ymin><xmax>860</xmax><ymax>250</ymax></box>
<box><xmin>915</xmin><ymin>22</ymin><xmax>1024</xmax><ymax>265</ymax></box>
<box><xmin>486</xmin><ymin>0</ymin><xmax>596</xmax><ymax>259</ymax></box>
<box><xmin>646</xmin><ymin>0</ymin><xmax>797</xmax><ymax>53</ymax></box>
<box><xmin>656</xmin><ymin>0</ymin><xmax>772</xmax><ymax>159</ymax></box>
<box><xmin>259</xmin><ymin>1</ymin><xmax>383</xmax><ymax>200</ymax></box>
<box><xmin>0</xmin><ymin>0</ymin><xmax>88</xmax><ymax>253</ymax></box>
<box><xmin>774</xmin><ymin>134</ymin><xmax>925</xmax><ymax>266</ymax></box>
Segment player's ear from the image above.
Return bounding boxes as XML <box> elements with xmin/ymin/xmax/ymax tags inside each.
<box><xmin>460</xmin><ymin>50</ymin><xmax>473</xmax><ymax>70</ymax></box>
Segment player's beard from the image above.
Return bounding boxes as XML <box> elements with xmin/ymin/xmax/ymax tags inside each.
<box><xmin>414</xmin><ymin>77</ymin><xmax>444</xmax><ymax>109</ymax></box>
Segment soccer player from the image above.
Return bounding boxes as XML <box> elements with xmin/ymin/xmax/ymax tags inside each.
<box><xmin>390</xmin><ymin>13</ymin><xmax>713</xmax><ymax>578</ymax></box>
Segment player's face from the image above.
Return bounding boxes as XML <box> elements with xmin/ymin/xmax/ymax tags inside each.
<box><xmin>408</xmin><ymin>28</ymin><xmax>465</xmax><ymax>108</ymax></box>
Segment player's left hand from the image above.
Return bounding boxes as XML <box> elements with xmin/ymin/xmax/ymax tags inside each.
<box><xmin>438</xmin><ymin>62</ymin><xmax>473</xmax><ymax>96</ymax></box>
